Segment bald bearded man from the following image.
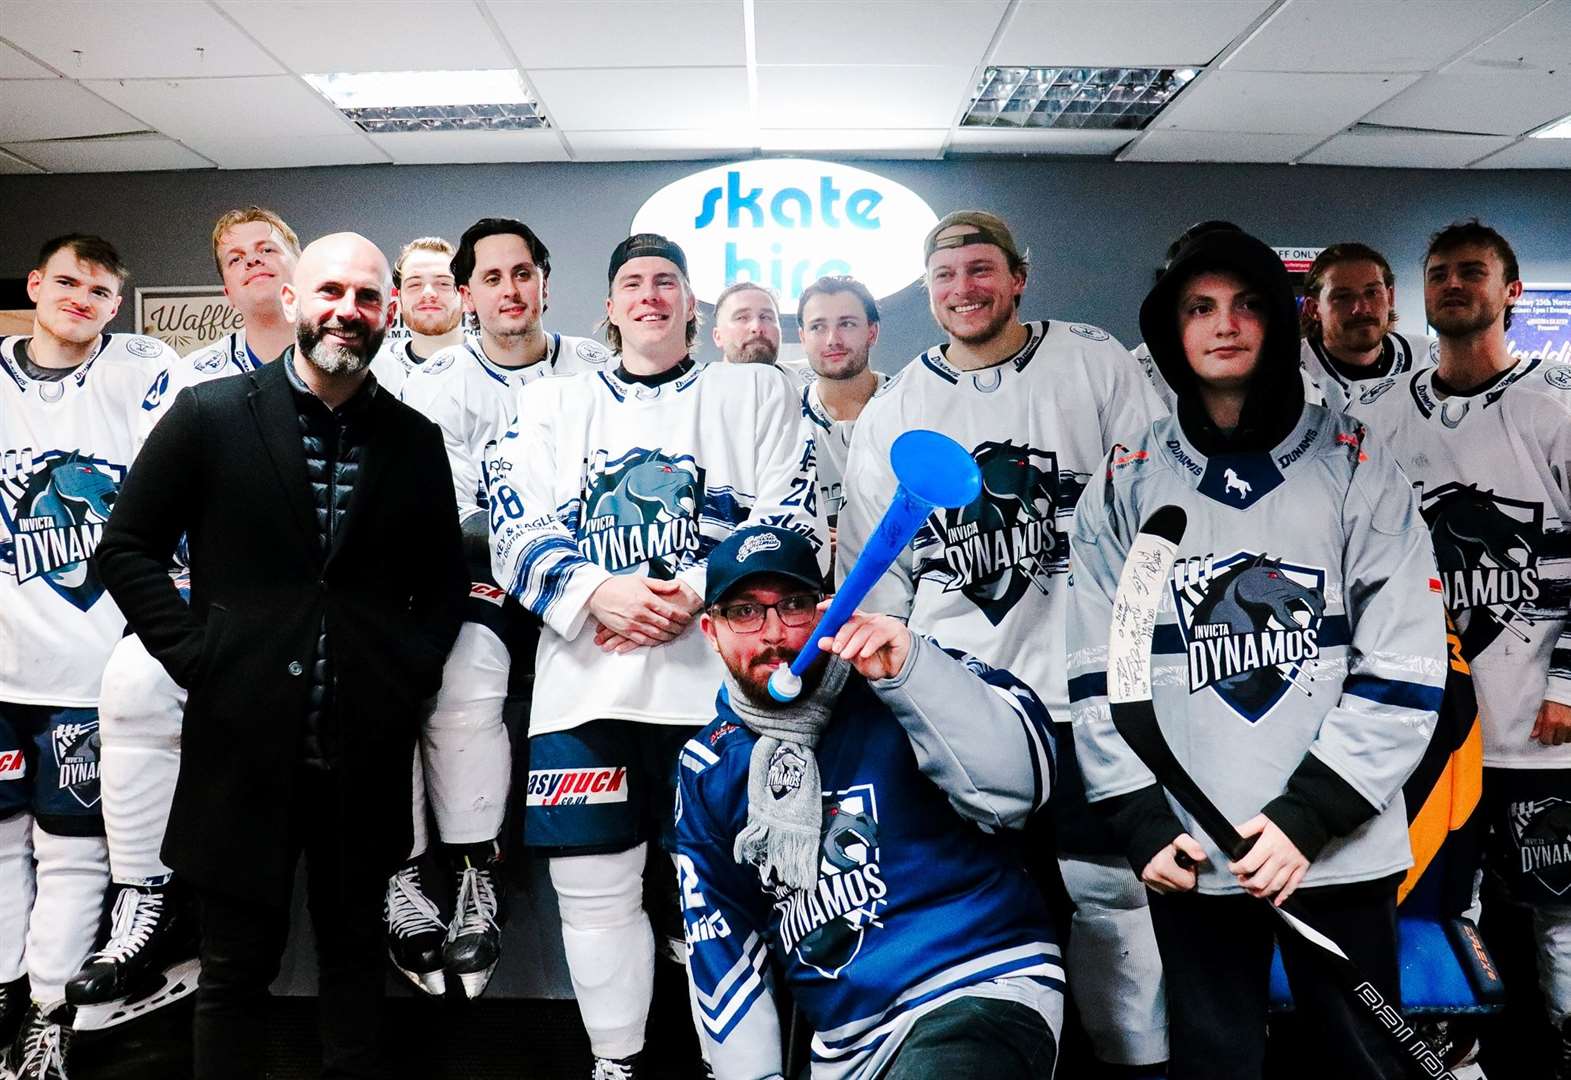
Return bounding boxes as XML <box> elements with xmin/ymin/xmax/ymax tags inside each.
<box><xmin>98</xmin><ymin>232</ymin><xmax>468</xmax><ymax>1079</ymax></box>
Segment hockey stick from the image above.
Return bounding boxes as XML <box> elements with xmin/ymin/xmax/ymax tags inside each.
<box><xmin>1105</xmin><ymin>505</ymin><xmax>1458</xmax><ymax>1080</ymax></box>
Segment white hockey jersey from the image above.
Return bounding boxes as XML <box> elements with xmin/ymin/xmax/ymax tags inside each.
<box><xmin>1303</xmin><ymin>329</ymin><xmax>1436</xmax><ymax>413</ymax></box>
<box><xmin>801</xmin><ymin>372</ymin><xmax>888</xmax><ymax>527</ymax></box>
<box><xmin>839</xmin><ymin>321</ymin><xmax>1163</xmax><ymax>721</ymax></box>
<box><xmin>488</xmin><ymin>360</ymin><xmax>827</xmax><ymax>735</ymax></box>
<box><xmin>139</xmin><ymin>330</ymin><xmax>269</xmax><ymax>441</ymax></box>
<box><xmin>0</xmin><ymin>333</ymin><xmax>178</xmax><ymax>705</ymax></box>
<box><xmin>1351</xmin><ymin>359</ymin><xmax>1571</xmax><ymax>769</ymax></box>
<box><xmin>401</xmin><ymin>333</ymin><xmax>611</xmax><ymax>518</ymax></box>
<box><xmin>370</xmin><ymin>333</ymin><xmax>480</xmax><ymax>400</ymax></box>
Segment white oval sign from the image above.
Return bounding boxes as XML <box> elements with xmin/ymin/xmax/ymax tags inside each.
<box><xmin>629</xmin><ymin>159</ymin><xmax>939</xmax><ymax>308</ymax></box>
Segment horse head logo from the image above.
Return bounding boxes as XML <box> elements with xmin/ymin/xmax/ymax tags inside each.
<box><xmin>592</xmin><ymin>455</ymin><xmax>697</xmax><ymax>526</ymax></box>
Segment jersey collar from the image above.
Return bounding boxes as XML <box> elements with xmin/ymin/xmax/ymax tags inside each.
<box><xmin>919</xmin><ymin>320</ymin><xmax>1047</xmax><ymax>390</ymax></box>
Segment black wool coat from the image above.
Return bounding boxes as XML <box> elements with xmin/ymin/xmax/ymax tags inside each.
<box><xmin>97</xmin><ymin>356</ymin><xmax>467</xmax><ymax>904</ymax></box>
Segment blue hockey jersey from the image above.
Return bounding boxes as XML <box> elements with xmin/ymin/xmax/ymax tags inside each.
<box><xmin>675</xmin><ymin>635</ymin><xmax>1062</xmax><ymax>1080</ymax></box>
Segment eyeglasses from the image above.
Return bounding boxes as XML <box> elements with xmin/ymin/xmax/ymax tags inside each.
<box><xmin>712</xmin><ymin>593</ymin><xmax>821</xmax><ymax>634</ymax></box>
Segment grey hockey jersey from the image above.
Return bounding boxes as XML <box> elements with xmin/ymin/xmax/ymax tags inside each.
<box><xmin>1351</xmin><ymin>359</ymin><xmax>1571</xmax><ymax>769</ymax></box>
<box><xmin>840</xmin><ymin>320</ymin><xmax>1163</xmax><ymax>721</ymax></box>
<box><xmin>1067</xmin><ymin>405</ymin><xmax>1447</xmax><ymax>892</ymax></box>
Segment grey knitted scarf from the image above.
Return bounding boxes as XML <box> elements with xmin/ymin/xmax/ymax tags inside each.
<box><xmin>727</xmin><ymin>657</ymin><xmax>852</xmax><ymax>891</ymax></box>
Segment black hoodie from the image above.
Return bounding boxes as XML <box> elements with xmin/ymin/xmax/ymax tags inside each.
<box><xmin>1139</xmin><ymin>230</ymin><xmax>1304</xmax><ymax>456</ymax></box>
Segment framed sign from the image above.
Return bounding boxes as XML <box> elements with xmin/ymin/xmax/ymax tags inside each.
<box><xmin>134</xmin><ymin>286</ymin><xmax>241</xmax><ymax>354</ymax></box>
<box><xmin>1510</xmin><ymin>283</ymin><xmax>1571</xmax><ymax>363</ymax></box>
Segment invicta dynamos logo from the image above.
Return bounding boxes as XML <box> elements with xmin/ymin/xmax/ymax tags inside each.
<box><xmin>0</xmin><ymin>448</ymin><xmax>124</xmax><ymax>611</ymax></box>
<box><xmin>1420</xmin><ymin>482</ymin><xmax>1549</xmax><ymax>657</ymax></box>
<box><xmin>578</xmin><ymin>448</ymin><xmax>703</xmax><ymax>579</ymax></box>
<box><xmin>1508</xmin><ymin>797</ymin><xmax>1571</xmax><ymax>896</ymax></box>
<box><xmin>772</xmin><ymin>785</ymin><xmax>888</xmax><ymax>980</ymax></box>
<box><xmin>914</xmin><ymin>440</ymin><xmax>1083</xmax><ymax>626</ymax></box>
<box><xmin>52</xmin><ymin>717</ymin><xmax>102</xmax><ymax>809</ymax></box>
<box><xmin>1172</xmin><ymin>551</ymin><xmax>1327</xmax><ymax>723</ymax></box>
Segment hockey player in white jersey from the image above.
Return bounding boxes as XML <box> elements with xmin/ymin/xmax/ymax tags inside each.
<box><xmin>1352</xmin><ymin>221</ymin><xmax>1571</xmax><ymax>1077</ymax></box>
<box><xmin>1301</xmin><ymin>242</ymin><xmax>1435</xmax><ymax>412</ymax></box>
<box><xmin>713</xmin><ymin>281</ymin><xmax>811</xmax><ymax>384</ymax></box>
<box><xmin>837</xmin><ymin>209</ymin><xmax>1168</xmax><ymax>1072</ymax></box>
<box><xmin>677</xmin><ymin>525</ymin><xmax>1063</xmax><ymax>1080</ymax></box>
<box><xmin>67</xmin><ymin>209</ymin><xmax>302</xmax><ymax>1017</ymax></box>
<box><xmin>1070</xmin><ymin>226</ymin><xmax>1445</xmax><ymax>1079</ymax></box>
<box><xmin>0</xmin><ymin>235</ymin><xmax>177</xmax><ymax>1079</ymax></box>
<box><xmin>796</xmin><ymin>275</ymin><xmax>886</xmax><ymax>570</ymax></box>
<box><xmin>396</xmin><ymin>218</ymin><xmax>614</xmax><ymax>1000</ymax></box>
<box><xmin>369</xmin><ymin>237</ymin><xmax>467</xmax><ymax>398</ymax></box>
<box><xmin>488</xmin><ymin>233</ymin><xmax>826</xmax><ymax>1079</ymax></box>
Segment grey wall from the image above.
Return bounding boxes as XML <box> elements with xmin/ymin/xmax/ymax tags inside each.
<box><xmin>2</xmin><ymin>157</ymin><xmax>1568</xmax><ymax>369</ymax></box>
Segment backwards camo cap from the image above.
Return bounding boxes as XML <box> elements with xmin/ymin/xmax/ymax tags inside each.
<box><xmin>924</xmin><ymin>210</ymin><xmax>1026</xmax><ymax>268</ymax></box>
<box><xmin>607</xmin><ymin>232</ymin><xmax>689</xmax><ymax>284</ymax></box>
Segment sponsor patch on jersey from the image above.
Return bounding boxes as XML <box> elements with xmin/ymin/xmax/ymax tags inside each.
<box><xmin>737</xmin><ymin>532</ymin><xmax>781</xmax><ymax>561</ymax></box>
<box><xmin>2</xmin><ymin>450</ymin><xmax>126</xmax><ymax>611</ymax></box>
<box><xmin>1171</xmin><ymin>551</ymin><xmax>1327</xmax><ymax>724</ymax></box>
<box><xmin>52</xmin><ymin>718</ymin><xmax>101</xmax><ymax>808</ymax></box>
<box><xmin>771</xmin><ymin>784</ymin><xmax>888</xmax><ymax>979</ymax></box>
<box><xmin>1429</xmin><ymin>577</ymin><xmax>1443</xmax><ymax>594</ymax></box>
<box><xmin>1068</xmin><ymin>323</ymin><xmax>1110</xmax><ymax>342</ymax></box>
<box><xmin>125</xmin><ymin>336</ymin><xmax>164</xmax><ymax>359</ymax></box>
<box><xmin>575</xmin><ymin>340</ymin><xmax>610</xmax><ymax>365</ymax></box>
<box><xmin>1544</xmin><ymin>365</ymin><xmax>1571</xmax><ymax>391</ymax></box>
<box><xmin>423</xmin><ymin>351</ymin><xmax>456</xmax><ymax>376</ymax></box>
<box><xmin>141</xmin><ymin>370</ymin><xmax>169</xmax><ymax>411</ymax></box>
<box><xmin>525</xmin><ymin>766</ymin><xmax>629</xmax><ymax>807</ymax></box>
<box><xmin>0</xmin><ymin>749</ymin><xmax>24</xmax><ymax>780</ymax></box>
<box><xmin>193</xmin><ymin>349</ymin><xmax>227</xmax><ymax>375</ymax></box>
<box><xmin>1109</xmin><ymin>445</ymin><xmax>1148</xmax><ymax>474</ymax></box>
<box><xmin>468</xmin><ymin>582</ymin><xmax>506</xmax><ymax>606</ymax></box>
<box><xmin>707</xmin><ymin>721</ymin><xmax>739</xmax><ymax>746</ymax></box>
<box><xmin>1358</xmin><ymin>378</ymin><xmax>1396</xmax><ymax>405</ymax></box>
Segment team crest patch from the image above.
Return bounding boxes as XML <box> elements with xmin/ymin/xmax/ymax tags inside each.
<box><xmin>912</xmin><ymin>440</ymin><xmax>1082</xmax><ymax>627</ymax></box>
<box><xmin>1171</xmin><ymin>551</ymin><xmax>1326</xmax><ymax>723</ymax></box>
<box><xmin>767</xmin><ymin>745</ymin><xmax>806</xmax><ymax>798</ymax></box>
<box><xmin>1</xmin><ymin>449</ymin><xmax>125</xmax><ymax>611</ymax></box>
<box><xmin>1545</xmin><ymin>365</ymin><xmax>1571</xmax><ymax>391</ymax></box>
<box><xmin>575</xmin><ymin>340</ymin><xmax>610</xmax><ymax>365</ymax></box>
<box><xmin>193</xmin><ymin>349</ymin><xmax>227</xmax><ymax>374</ymax></box>
<box><xmin>423</xmin><ymin>351</ymin><xmax>456</xmax><ymax>376</ymax></box>
<box><xmin>125</xmin><ymin>336</ymin><xmax>164</xmax><ymax>359</ymax></box>
<box><xmin>579</xmin><ymin>448</ymin><xmax>704</xmax><ymax>578</ymax></box>
<box><xmin>1068</xmin><ymin>323</ymin><xmax>1110</xmax><ymax>341</ymax></box>
<box><xmin>52</xmin><ymin>718</ymin><xmax>101</xmax><ymax>808</ymax></box>
<box><xmin>1358</xmin><ymin>378</ymin><xmax>1396</xmax><ymax>405</ymax></box>
<box><xmin>737</xmin><ymin>532</ymin><xmax>781</xmax><ymax>561</ymax></box>
<box><xmin>1508</xmin><ymin>797</ymin><xmax>1571</xmax><ymax>896</ymax></box>
<box><xmin>772</xmin><ymin>784</ymin><xmax>887</xmax><ymax>979</ymax></box>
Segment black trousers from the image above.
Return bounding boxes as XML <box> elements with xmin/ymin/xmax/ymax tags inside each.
<box><xmin>1148</xmin><ymin>877</ymin><xmax>1405</xmax><ymax>1080</ymax></box>
<box><xmin>191</xmin><ymin>768</ymin><xmax>387</xmax><ymax>1080</ymax></box>
<box><xmin>880</xmin><ymin>995</ymin><xmax>1059</xmax><ymax>1079</ymax></box>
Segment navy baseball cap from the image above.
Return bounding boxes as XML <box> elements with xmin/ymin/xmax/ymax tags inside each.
<box><xmin>704</xmin><ymin>526</ymin><xmax>823</xmax><ymax>608</ymax></box>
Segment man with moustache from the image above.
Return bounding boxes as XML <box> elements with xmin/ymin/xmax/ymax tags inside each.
<box><xmin>488</xmin><ymin>233</ymin><xmax>824</xmax><ymax>1079</ymax></box>
<box><xmin>838</xmin><ymin>210</ymin><xmax>1168</xmax><ymax>1073</ymax></box>
<box><xmin>371</xmin><ymin>236</ymin><xmax>468</xmax><ymax>398</ymax></box>
<box><xmin>97</xmin><ymin>232</ymin><xmax>467</xmax><ymax>1079</ymax></box>
<box><xmin>712</xmin><ymin>281</ymin><xmax>812</xmax><ymax>383</ymax></box>
<box><xmin>1300</xmin><ymin>242</ymin><xmax>1435</xmax><ymax>412</ymax></box>
<box><xmin>395</xmin><ymin>218</ymin><xmax>611</xmax><ymax>999</ymax></box>
<box><xmin>68</xmin><ymin>207</ymin><xmax>302</xmax><ymax>1013</ymax></box>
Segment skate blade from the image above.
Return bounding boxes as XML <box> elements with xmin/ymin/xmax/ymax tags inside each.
<box><xmin>389</xmin><ymin>955</ymin><xmax>447</xmax><ymax>998</ymax></box>
<box><xmin>449</xmin><ymin>964</ymin><xmax>498</xmax><ymax>1001</ymax></box>
<box><xmin>73</xmin><ymin>957</ymin><xmax>200</xmax><ymax>1032</ymax></box>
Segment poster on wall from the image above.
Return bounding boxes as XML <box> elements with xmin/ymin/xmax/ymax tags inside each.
<box><xmin>1510</xmin><ymin>284</ymin><xmax>1571</xmax><ymax>364</ymax></box>
<box><xmin>135</xmin><ymin>287</ymin><xmax>240</xmax><ymax>354</ymax></box>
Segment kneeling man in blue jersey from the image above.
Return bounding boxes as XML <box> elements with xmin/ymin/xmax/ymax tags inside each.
<box><xmin>676</xmin><ymin>524</ymin><xmax>1063</xmax><ymax>1080</ymax></box>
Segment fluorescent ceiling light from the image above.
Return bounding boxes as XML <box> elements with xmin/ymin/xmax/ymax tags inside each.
<box><xmin>962</xmin><ymin>67</ymin><xmax>1196</xmax><ymax>130</ymax></box>
<box><xmin>303</xmin><ymin>69</ymin><xmax>549</xmax><ymax>132</ymax></box>
<box><xmin>1531</xmin><ymin>113</ymin><xmax>1571</xmax><ymax>139</ymax></box>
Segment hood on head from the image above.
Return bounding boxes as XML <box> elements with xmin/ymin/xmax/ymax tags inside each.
<box><xmin>1138</xmin><ymin>230</ymin><xmax>1304</xmax><ymax>451</ymax></box>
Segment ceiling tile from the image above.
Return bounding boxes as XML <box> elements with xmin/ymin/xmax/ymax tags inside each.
<box><xmin>532</xmin><ymin>67</ymin><xmax>749</xmax><ymax>129</ymax></box>
<box><xmin>0</xmin><ymin>42</ymin><xmax>57</xmax><ymax>79</ymax></box>
<box><xmin>947</xmin><ymin>127</ymin><xmax>1135</xmax><ymax>156</ymax></box>
<box><xmin>0</xmin><ymin>147</ymin><xmax>45</xmax><ymax>174</ymax></box>
<box><xmin>755</xmin><ymin>1</ymin><xmax>1007</xmax><ymax>66</ymax></box>
<box><xmin>757</xmin><ymin>65</ymin><xmax>974</xmax><ymax>129</ymax></box>
<box><xmin>217</xmin><ymin>0</ymin><xmax>513</xmax><ymax>73</ymax></box>
<box><xmin>1470</xmin><ymin>137</ymin><xmax>1571</xmax><ymax>168</ymax></box>
<box><xmin>1301</xmin><ymin>130</ymin><xmax>1513</xmax><ymax>168</ymax></box>
<box><xmin>565</xmin><ymin>128</ymin><xmax>752</xmax><ymax>161</ymax></box>
<box><xmin>487</xmin><ymin>1</ymin><xmax>745</xmax><ymax>69</ymax></box>
<box><xmin>995</xmin><ymin>0</ymin><xmax>1272</xmax><ymax>67</ymax></box>
<box><xmin>760</xmin><ymin>128</ymin><xmax>947</xmax><ymax>158</ymax></box>
<box><xmin>1458</xmin><ymin>1</ymin><xmax>1571</xmax><ymax>73</ymax></box>
<box><xmin>369</xmin><ymin>129</ymin><xmax>568</xmax><ymax>164</ymax></box>
<box><xmin>2</xmin><ymin>0</ymin><xmax>281</xmax><ymax>78</ymax></box>
<box><xmin>2</xmin><ymin>134</ymin><xmax>213</xmax><ymax>173</ymax></box>
<box><xmin>1120</xmin><ymin>129</ymin><xmax>1325</xmax><ymax>162</ymax></box>
<box><xmin>1364</xmin><ymin>71</ymin><xmax>1571</xmax><ymax>136</ymax></box>
<box><xmin>194</xmin><ymin>134</ymin><xmax>388</xmax><ymax>170</ymax></box>
<box><xmin>1152</xmin><ymin>70</ymin><xmax>1417</xmax><ymax>134</ymax></box>
<box><xmin>84</xmin><ymin>75</ymin><xmax>353</xmax><ymax>142</ymax></box>
<box><xmin>1225</xmin><ymin>0</ymin><xmax>1539</xmax><ymax>73</ymax></box>
<box><xmin>0</xmin><ymin>80</ymin><xmax>146</xmax><ymax>141</ymax></box>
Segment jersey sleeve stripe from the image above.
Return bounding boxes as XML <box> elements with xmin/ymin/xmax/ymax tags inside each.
<box><xmin>1343</xmin><ymin>674</ymin><xmax>1444</xmax><ymax>712</ymax></box>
